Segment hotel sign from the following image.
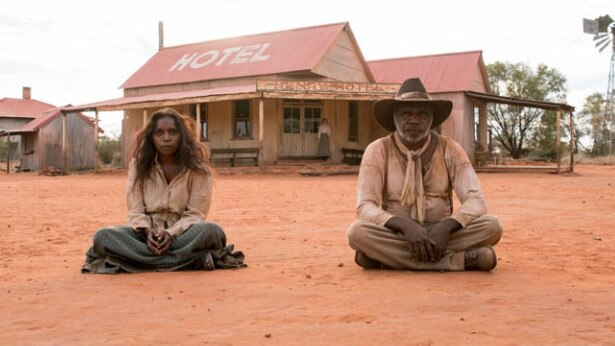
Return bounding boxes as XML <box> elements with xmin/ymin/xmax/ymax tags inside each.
<box><xmin>256</xmin><ymin>80</ymin><xmax>399</xmax><ymax>94</ymax></box>
<box><xmin>168</xmin><ymin>43</ymin><xmax>271</xmax><ymax>71</ymax></box>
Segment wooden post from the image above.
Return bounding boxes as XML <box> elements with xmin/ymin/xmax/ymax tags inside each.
<box><xmin>258</xmin><ymin>97</ymin><xmax>264</xmax><ymax>172</ymax></box>
<box><xmin>94</xmin><ymin>110</ymin><xmax>99</xmax><ymax>172</ymax></box>
<box><xmin>62</xmin><ymin>113</ymin><xmax>67</xmax><ymax>173</ymax></box>
<box><xmin>569</xmin><ymin>110</ymin><xmax>575</xmax><ymax>173</ymax></box>
<box><xmin>478</xmin><ymin>103</ymin><xmax>489</xmax><ymax>151</ymax></box>
<box><xmin>5</xmin><ymin>133</ymin><xmax>10</xmax><ymax>174</ymax></box>
<box><xmin>143</xmin><ymin>109</ymin><xmax>148</xmax><ymax>128</ymax></box>
<box><xmin>196</xmin><ymin>103</ymin><xmax>202</xmax><ymax>141</ymax></box>
<box><xmin>556</xmin><ymin>110</ymin><xmax>561</xmax><ymax>173</ymax></box>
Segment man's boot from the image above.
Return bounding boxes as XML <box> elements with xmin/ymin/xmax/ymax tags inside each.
<box><xmin>464</xmin><ymin>246</ymin><xmax>497</xmax><ymax>271</ymax></box>
<box><xmin>354</xmin><ymin>251</ymin><xmax>382</xmax><ymax>269</ymax></box>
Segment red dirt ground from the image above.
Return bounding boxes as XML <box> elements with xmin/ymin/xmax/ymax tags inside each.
<box><xmin>1</xmin><ymin>165</ymin><xmax>614</xmax><ymax>344</ymax></box>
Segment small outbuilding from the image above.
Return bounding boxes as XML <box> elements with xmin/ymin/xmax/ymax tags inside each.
<box><xmin>2</xmin><ymin>108</ymin><xmax>100</xmax><ymax>172</ymax></box>
<box><xmin>0</xmin><ymin>87</ymin><xmax>55</xmax><ymax>161</ymax></box>
<box><xmin>0</xmin><ymin>87</ymin><xmax>101</xmax><ymax>172</ymax></box>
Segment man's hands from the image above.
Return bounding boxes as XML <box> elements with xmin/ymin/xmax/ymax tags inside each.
<box><xmin>143</xmin><ymin>227</ymin><xmax>173</xmax><ymax>256</ymax></box>
<box><xmin>386</xmin><ymin>216</ymin><xmax>436</xmax><ymax>262</ymax></box>
<box><xmin>427</xmin><ymin>218</ymin><xmax>462</xmax><ymax>261</ymax></box>
<box><xmin>385</xmin><ymin>216</ymin><xmax>462</xmax><ymax>262</ymax></box>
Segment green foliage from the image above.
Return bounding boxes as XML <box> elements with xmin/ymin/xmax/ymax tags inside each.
<box><xmin>0</xmin><ymin>139</ymin><xmax>19</xmax><ymax>161</ymax></box>
<box><xmin>97</xmin><ymin>135</ymin><xmax>121</xmax><ymax>166</ymax></box>
<box><xmin>578</xmin><ymin>92</ymin><xmax>613</xmax><ymax>156</ymax></box>
<box><xmin>487</xmin><ymin>61</ymin><xmax>567</xmax><ymax>159</ymax></box>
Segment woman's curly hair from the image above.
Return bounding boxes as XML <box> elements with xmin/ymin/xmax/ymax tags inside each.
<box><xmin>132</xmin><ymin>107</ymin><xmax>209</xmax><ymax>184</ymax></box>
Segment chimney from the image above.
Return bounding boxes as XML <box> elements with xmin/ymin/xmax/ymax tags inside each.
<box><xmin>158</xmin><ymin>21</ymin><xmax>164</xmax><ymax>51</ymax></box>
<box><xmin>22</xmin><ymin>87</ymin><xmax>31</xmax><ymax>100</ymax></box>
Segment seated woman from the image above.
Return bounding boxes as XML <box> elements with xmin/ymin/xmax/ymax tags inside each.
<box><xmin>83</xmin><ymin>107</ymin><xmax>245</xmax><ymax>273</ymax></box>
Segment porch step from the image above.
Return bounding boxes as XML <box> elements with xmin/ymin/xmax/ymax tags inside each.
<box><xmin>212</xmin><ymin>163</ymin><xmax>359</xmax><ymax>176</ymax></box>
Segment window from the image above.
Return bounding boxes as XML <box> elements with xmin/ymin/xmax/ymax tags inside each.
<box><xmin>283</xmin><ymin>107</ymin><xmax>300</xmax><ymax>133</ymax></box>
<box><xmin>281</xmin><ymin>99</ymin><xmax>323</xmax><ymax>134</ymax></box>
<box><xmin>190</xmin><ymin>103</ymin><xmax>209</xmax><ymax>141</ymax></box>
<box><xmin>234</xmin><ymin>100</ymin><xmax>251</xmax><ymax>138</ymax></box>
<box><xmin>348</xmin><ymin>101</ymin><xmax>358</xmax><ymax>141</ymax></box>
<box><xmin>21</xmin><ymin>134</ymin><xmax>34</xmax><ymax>154</ymax></box>
<box><xmin>304</xmin><ymin>107</ymin><xmax>321</xmax><ymax>133</ymax></box>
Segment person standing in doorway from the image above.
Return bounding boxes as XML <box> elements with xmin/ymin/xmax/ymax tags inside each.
<box><xmin>317</xmin><ymin>117</ymin><xmax>331</xmax><ymax>160</ymax></box>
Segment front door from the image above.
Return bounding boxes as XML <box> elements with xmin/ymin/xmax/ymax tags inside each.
<box><xmin>280</xmin><ymin>99</ymin><xmax>323</xmax><ymax>157</ymax></box>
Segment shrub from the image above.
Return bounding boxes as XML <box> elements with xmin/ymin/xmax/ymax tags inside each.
<box><xmin>98</xmin><ymin>136</ymin><xmax>121</xmax><ymax>166</ymax></box>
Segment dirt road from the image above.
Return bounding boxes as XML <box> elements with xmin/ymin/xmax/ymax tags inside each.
<box><xmin>1</xmin><ymin>165</ymin><xmax>614</xmax><ymax>344</ymax></box>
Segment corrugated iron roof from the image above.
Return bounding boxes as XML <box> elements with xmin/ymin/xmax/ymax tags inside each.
<box><xmin>121</xmin><ymin>22</ymin><xmax>349</xmax><ymax>89</ymax></box>
<box><xmin>67</xmin><ymin>84</ymin><xmax>257</xmax><ymax>112</ymax></box>
<box><xmin>368</xmin><ymin>51</ymin><xmax>491</xmax><ymax>93</ymax></box>
<box><xmin>0</xmin><ymin>97</ymin><xmax>56</xmax><ymax>118</ymax></box>
<box><xmin>6</xmin><ymin>106</ymin><xmax>102</xmax><ymax>134</ymax></box>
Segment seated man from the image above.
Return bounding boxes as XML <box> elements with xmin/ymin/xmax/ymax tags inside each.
<box><xmin>347</xmin><ymin>78</ymin><xmax>503</xmax><ymax>271</ymax></box>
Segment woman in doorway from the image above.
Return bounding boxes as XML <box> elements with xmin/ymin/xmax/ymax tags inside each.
<box><xmin>317</xmin><ymin>117</ymin><xmax>331</xmax><ymax>160</ymax></box>
<box><xmin>83</xmin><ymin>107</ymin><xmax>245</xmax><ymax>273</ymax></box>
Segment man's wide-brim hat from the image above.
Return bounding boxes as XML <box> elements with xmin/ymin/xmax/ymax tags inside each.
<box><xmin>373</xmin><ymin>78</ymin><xmax>453</xmax><ymax>132</ymax></box>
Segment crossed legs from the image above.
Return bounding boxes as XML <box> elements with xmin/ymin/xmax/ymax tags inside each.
<box><xmin>347</xmin><ymin>215</ymin><xmax>503</xmax><ymax>271</ymax></box>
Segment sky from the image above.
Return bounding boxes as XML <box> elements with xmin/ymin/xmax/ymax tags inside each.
<box><xmin>1</xmin><ymin>0</ymin><xmax>613</xmax><ymax>137</ymax></box>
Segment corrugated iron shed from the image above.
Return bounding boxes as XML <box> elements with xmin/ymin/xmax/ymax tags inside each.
<box><xmin>0</xmin><ymin>97</ymin><xmax>56</xmax><ymax>118</ymax></box>
<box><xmin>368</xmin><ymin>51</ymin><xmax>492</xmax><ymax>93</ymax></box>
<box><xmin>121</xmin><ymin>22</ymin><xmax>353</xmax><ymax>89</ymax></box>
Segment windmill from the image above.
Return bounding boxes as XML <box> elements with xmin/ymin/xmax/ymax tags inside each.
<box><xmin>584</xmin><ymin>15</ymin><xmax>615</xmax><ymax>155</ymax></box>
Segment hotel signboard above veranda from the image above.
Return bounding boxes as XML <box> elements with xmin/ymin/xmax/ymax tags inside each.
<box><xmin>256</xmin><ymin>80</ymin><xmax>399</xmax><ymax>96</ymax></box>
<box><xmin>256</xmin><ymin>80</ymin><xmax>399</xmax><ymax>101</ymax></box>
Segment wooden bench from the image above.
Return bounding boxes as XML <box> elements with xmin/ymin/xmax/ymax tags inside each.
<box><xmin>210</xmin><ymin>148</ymin><xmax>259</xmax><ymax>167</ymax></box>
<box><xmin>341</xmin><ymin>147</ymin><xmax>364</xmax><ymax>165</ymax></box>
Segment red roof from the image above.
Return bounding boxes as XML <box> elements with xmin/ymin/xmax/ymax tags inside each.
<box><xmin>368</xmin><ymin>51</ymin><xmax>491</xmax><ymax>93</ymax></box>
<box><xmin>67</xmin><ymin>84</ymin><xmax>257</xmax><ymax>112</ymax></box>
<box><xmin>0</xmin><ymin>97</ymin><xmax>56</xmax><ymax>118</ymax></box>
<box><xmin>121</xmin><ymin>22</ymin><xmax>350</xmax><ymax>89</ymax></box>
<box><xmin>7</xmin><ymin>106</ymin><xmax>102</xmax><ymax>134</ymax></box>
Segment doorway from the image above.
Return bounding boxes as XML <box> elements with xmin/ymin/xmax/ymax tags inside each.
<box><xmin>280</xmin><ymin>99</ymin><xmax>323</xmax><ymax>157</ymax></box>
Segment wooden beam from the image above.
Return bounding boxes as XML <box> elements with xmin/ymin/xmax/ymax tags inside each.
<box><xmin>258</xmin><ymin>97</ymin><xmax>264</xmax><ymax>172</ymax></box>
<box><xmin>478</xmin><ymin>103</ymin><xmax>488</xmax><ymax>151</ymax></box>
<box><xmin>556</xmin><ymin>110</ymin><xmax>561</xmax><ymax>173</ymax></box>
<box><xmin>62</xmin><ymin>113</ymin><xmax>67</xmax><ymax>172</ymax></box>
<box><xmin>569</xmin><ymin>110</ymin><xmax>575</xmax><ymax>173</ymax></box>
<box><xmin>196</xmin><ymin>103</ymin><xmax>201</xmax><ymax>141</ymax></box>
<box><xmin>94</xmin><ymin>110</ymin><xmax>99</xmax><ymax>172</ymax></box>
<box><xmin>91</xmin><ymin>92</ymin><xmax>262</xmax><ymax>112</ymax></box>
<box><xmin>5</xmin><ymin>133</ymin><xmax>10</xmax><ymax>174</ymax></box>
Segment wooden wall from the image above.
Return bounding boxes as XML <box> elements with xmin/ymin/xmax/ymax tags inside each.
<box><xmin>65</xmin><ymin>113</ymin><xmax>96</xmax><ymax>170</ymax></box>
<box><xmin>437</xmin><ymin>93</ymin><xmax>475</xmax><ymax>162</ymax></box>
<box><xmin>0</xmin><ymin>118</ymin><xmax>31</xmax><ymax>131</ymax></box>
<box><xmin>37</xmin><ymin>116</ymin><xmax>62</xmax><ymax>169</ymax></box>
<box><xmin>26</xmin><ymin>113</ymin><xmax>97</xmax><ymax>171</ymax></box>
<box><xmin>471</xmin><ymin>64</ymin><xmax>489</xmax><ymax>93</ymax></box>
<box><xmin>313</xmin><ymin>29</ymin><xmax>371</xmax><ymax>83</ymax></box>
<box><xmin>19</xmin><ymin>133</ymin><xmax>38</xmax><ymax>171</ymax></box>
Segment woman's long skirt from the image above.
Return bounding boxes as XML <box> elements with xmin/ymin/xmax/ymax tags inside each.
<box><xmin>82</xmin><ymin>222</ymin><xmax>245</xmax><ymax>274</ymax></box>
<box><xmin>317</xmin><ymin>134</ymin><xmax>331</xmax><ymax>158</ymax></box>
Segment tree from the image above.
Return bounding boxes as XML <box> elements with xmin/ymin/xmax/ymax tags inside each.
<box><xmin>487</xmin><ymin>62</ymin><xmax>567</xmax><ymax>159</ymax></box>
<box><xmin>579</xmin><ymin>92</ymin><xmax>611</xmax><ymax>156</ymax></box>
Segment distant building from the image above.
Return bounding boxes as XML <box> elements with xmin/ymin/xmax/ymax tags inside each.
<box><xmin>0</xmin><ymin>87</ymin><xmax>55</xmax><ymax>160</ymax></box>
<box><xmin>0</xmin><ymin>87</ymin><xmax>100</xmax><ymax>172</ymax></box>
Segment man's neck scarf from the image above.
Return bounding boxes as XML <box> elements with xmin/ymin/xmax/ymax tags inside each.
<box><xmin>392</xmin><ymin>132</ymin><xmax>432</xmax><ymax>224</ymax></box>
